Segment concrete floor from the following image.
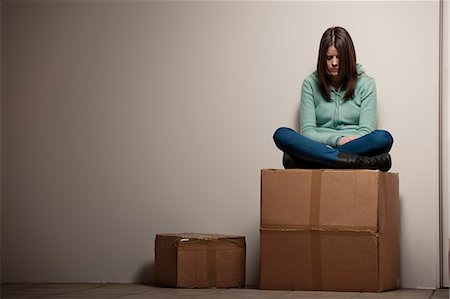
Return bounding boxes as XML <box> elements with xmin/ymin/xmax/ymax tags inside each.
<box><xmin>1</xmin><ymin>284</ymin><xmax>448</xmax><ymax>299</ymax></box>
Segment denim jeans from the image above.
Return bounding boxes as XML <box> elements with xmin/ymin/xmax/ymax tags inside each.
<box><xmin>273</xmin><ymin>127</ymin><xmax>393</xmax><ymax>167</ymax></box>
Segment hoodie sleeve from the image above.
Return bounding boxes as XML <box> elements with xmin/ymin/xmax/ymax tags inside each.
<box><xmin>299</xmin><ymin>80</ymin><xmax>341</xmax><ymax>147</ymax></box>
<box><xmin>355</xmin><ymin>77</ymin><xmax>377</xmax><ymax>137</ymax></box>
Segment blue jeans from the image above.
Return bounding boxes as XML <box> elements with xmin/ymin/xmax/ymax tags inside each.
<box><xmin>273</xmin><ymin>127</ymin><xmax>393</xmax><ymax>167</ymax></box>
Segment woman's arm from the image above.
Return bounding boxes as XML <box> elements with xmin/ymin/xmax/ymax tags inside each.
<box><xmin>299</xmin><ymin>80</ymin><xmax>342</xmax><ymax>147</ymax></box>
<box><xmin>355</xmin><ymin>77</ymin><xmax>377</xmax><ymax>137</ymax></box>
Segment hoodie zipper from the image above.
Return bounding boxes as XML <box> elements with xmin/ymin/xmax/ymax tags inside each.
<box><xmin>333</xmin><ymin>89</ymin><xmax>340</xmax><ymax>128</ymax></box>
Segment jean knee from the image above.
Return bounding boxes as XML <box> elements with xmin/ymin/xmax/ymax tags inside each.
<box><xmin>373</xmin><ymin>130</ymin><xmax>394</xmax><ymax>150</ymax></box>
<box><xmin>273</xmin><ymin>127</ymin><xmax>299</xmax><ymax>150</ymax></box>
<box><xmin>274</xmin><ymin>127</ymin><xmax>293</xmax><ymax>142</ymax></box>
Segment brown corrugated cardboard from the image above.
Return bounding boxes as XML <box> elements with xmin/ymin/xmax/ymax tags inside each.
<box><xmin>155</xmin><ymin>233</ymin><xmax>246</xmax><ymax>288</ymax></box>
<box><xmin>260</xmin><ymin>169</ymin><xmax>400</xmax><ymax>292</ymax></box>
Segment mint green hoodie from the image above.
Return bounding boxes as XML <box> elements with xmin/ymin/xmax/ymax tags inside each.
<box><xmin>300</xmin><ymin>64</ymin><xmax>376</xmax><ymax>147</ymax></box>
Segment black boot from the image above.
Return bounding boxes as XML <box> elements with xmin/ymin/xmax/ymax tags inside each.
<box><xmin>282</xmin><ymin>153</ymin><xmax>303</xmax><ymax>169</ymax></box>
<box><xmin>282</xmin><ymin>153</ymin><xmax>325</xmax><ymax>169</ymax></box>
<box><xmin>368</xmin><ymin>153</ymin><xmax>392</xmax><ymax>172</ymax></box>
<box><xmin>336</xmin><ymin>152</ymin><xmax>391</xmax><ymax>172</ymax></box>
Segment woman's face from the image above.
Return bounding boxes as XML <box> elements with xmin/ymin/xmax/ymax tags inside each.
<box><xmin>326</xmin><ymin>45</ymin><xmax>340</xmax><ymax>77</ymax></box>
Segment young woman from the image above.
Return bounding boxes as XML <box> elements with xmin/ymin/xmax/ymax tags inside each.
<box><xmin>273</xmin><ymin>27</ymin><xmax>393</xmax><ymax>171</ymax></box>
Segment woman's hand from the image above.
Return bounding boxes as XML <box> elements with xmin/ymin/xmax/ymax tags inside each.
<box><xmin>338</xmin><ymin>136</ymin><xmax>357</xmax><ymax>145</ymax></box>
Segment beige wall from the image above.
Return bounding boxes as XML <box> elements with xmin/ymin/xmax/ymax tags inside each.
<box><xmin>1</xmin><ymin>1</ymin><xmax>441</xmax><ymax>287</ymax></box>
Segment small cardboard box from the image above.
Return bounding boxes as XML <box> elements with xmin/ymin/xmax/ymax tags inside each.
<box><xmin>154</xmin><ymin>233</ymin><xmax>246</xmax><ymax>288</ymax></box>
<box><xmin>260</xmin><ymin>169</ymin><xmax>400</xmax><ymax>292</ymax></box>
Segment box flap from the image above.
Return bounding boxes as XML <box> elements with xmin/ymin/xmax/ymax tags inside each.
<box><xmin>261</xmin><ymin>169</ymin><xmax>379</xmax><ymax>233</ymax></box>
<box><xmin>156</xmin><ymin>233</ymin><xmax>244</xmax><ymax>241</ymax></box>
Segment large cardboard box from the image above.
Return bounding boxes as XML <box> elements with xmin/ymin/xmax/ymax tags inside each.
<box><xmin>260</xmin><ymin>169</ymin><xmax>400</xmax><ymax>292</ymax></box>
<box><xmin>155</xmin><ymin>233</ymin><xmax>246</xmax><ymax>288</ymax></box>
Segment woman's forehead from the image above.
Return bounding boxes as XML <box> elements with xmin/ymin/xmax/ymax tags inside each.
<box><xmin>326</xmin><ymin>45</ymin><xmax>339</xmax><ymax>55</ymax></box>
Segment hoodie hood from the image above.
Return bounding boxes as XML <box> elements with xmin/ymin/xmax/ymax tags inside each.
<box><xmin>356</xmin><ymin>63</ymin><xmax>365</xmax><ymax>75</ymax></box>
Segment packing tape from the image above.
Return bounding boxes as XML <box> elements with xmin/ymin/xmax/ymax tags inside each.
<box><xmin>309</xmin><ymin>171</ymin><xmax>322</xmax><ymax>290</ymax></box>
<box><xmin>310</xmin><ymin>231</ymin><xmax>322</xmax><ymax>290</ymax></box>
<box><xmin>309</xmin><ymin>170</ymin><xmax>322</xmax><ymax>228</ymax></box>
<box><xmin>178</xmin><ymin>238</ymin><xmax>245</xmax><ymax>287</ymax></box>
<box><xmin>180</xmin><ymin>238</ymin><xmax>245</xmax><ymax>248</ymax></box>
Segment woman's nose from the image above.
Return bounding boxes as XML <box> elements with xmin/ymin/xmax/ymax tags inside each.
<box><xmin>332</xmin><ymin>58</ymin><xmax>338</xmax><ymax>66</ymax></box>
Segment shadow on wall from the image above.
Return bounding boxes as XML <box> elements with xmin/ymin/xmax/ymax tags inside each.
<box><xmin>134</xmin><ymin>261</ymin><xmax>154</xmax><ymax>284</ymax></box>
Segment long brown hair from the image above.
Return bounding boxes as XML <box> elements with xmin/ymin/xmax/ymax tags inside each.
<box><xmin>317</xmin><ymin>27</ymin><xmax>357</xmax><ymax>101</ymax></box>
